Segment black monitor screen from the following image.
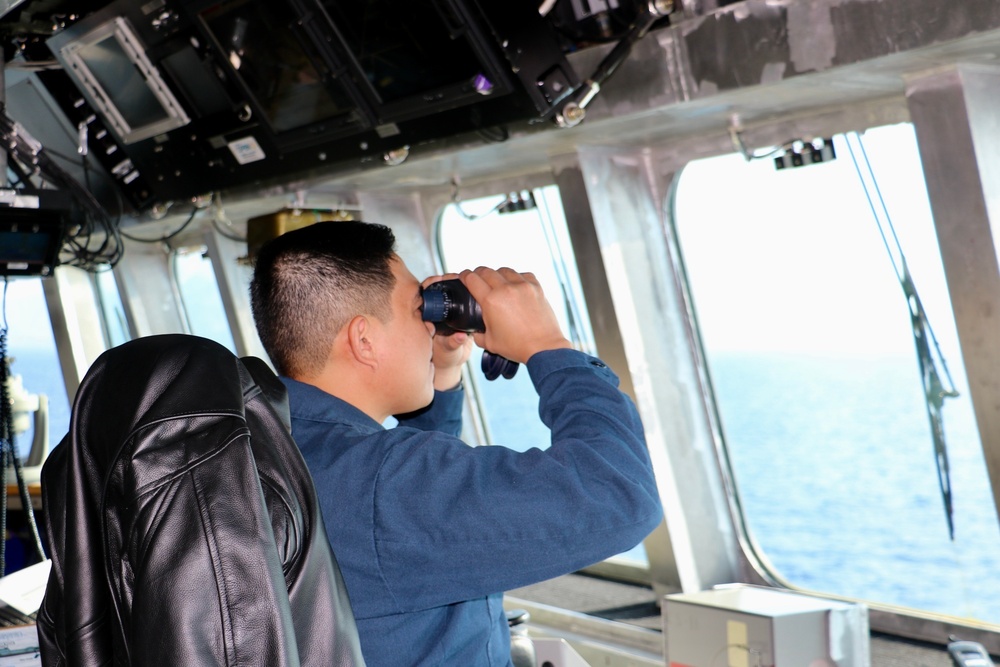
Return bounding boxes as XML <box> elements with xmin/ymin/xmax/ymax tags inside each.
<box><xmin>201</xmin><ymin>0</ymin><xmax>358</xmax><ymax>134</ymax></box>
<box><xmin>0</xmin><ymin>230</ymin><xmax>53</xmax><ymax>264</ymax></box>
<box><xmin>77</xmin><ymin>35</ymin><xmax>172</xmax><ymax>130</ymax></box>
<box><xmin>320</xmin><ymin>0</ymin><xmax>488</xmax><ymax>105</ymax></box>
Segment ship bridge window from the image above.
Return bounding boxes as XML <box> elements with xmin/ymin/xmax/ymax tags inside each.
<box><xmin>94</xmin><ymin>268</ymin><xmax>130</xmax><ymax>347</ymax></box>
<box><xmin>671</xmin><ymin>123</ymin><xmax>1000</xmax><ymax>623</ymax></box>
<box><xmin>172</xmin><ymin>246</ymin><xmax>236</xmax><ymax>353</ymax></box>
<box><xmin>1</xmin><ymin>277</ymin><xmax>70</xmax><ymax>464</ymax></box>
<box><xmin>435</xmin><ymin>185</ymin><xmax>596</xmax><ymax>451</ymax></box>
<box><xmin>436</xmin><ymin>185</ymin><xmax>649</xmax><ymax>569</ymax></box>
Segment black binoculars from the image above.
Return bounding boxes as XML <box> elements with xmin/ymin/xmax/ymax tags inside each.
<box><xmin>421</xmin><ymin>279</ymin><xmax>519</xmax><ymax>380</ymax></box>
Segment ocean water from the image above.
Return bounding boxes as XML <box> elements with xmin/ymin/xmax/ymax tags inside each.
<box><xmin>711</xmin><ymin>351</ymin><xmax>1000</xmax><ymax>624</ymax></box>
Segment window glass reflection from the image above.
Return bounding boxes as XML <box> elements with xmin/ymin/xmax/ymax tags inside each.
<box><xmin>172</xmin><ymin>247</ymin><xmax>236</xmax><ymax>353</ymax></box>
<box><xmin>94</xmin><ymin>268</ymin><xmax>130</xmax><ymax>347</ymax></box>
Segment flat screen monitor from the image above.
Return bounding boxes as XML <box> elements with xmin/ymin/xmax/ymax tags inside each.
<box><xmin>317</xmin><ymin>0</ymin><xmax>511</xmax><ymax>122</ymax></box>
<box><xmin>323</xmin><ymin>1</ymin><xmax>483</xmax><ymax>103</ymax></box>
<box><xmin>0</xmin><ymin>230</ymin><xmax>56</xmax><ymax>274</ymax></box>
<box><xmin>199</xmin><ymin>0</ymin><xmax>367</xmax><ymax>137</ymax></box>
<box><xmin>50</xmin><ymin>16</ymin><xmax>190</xmax><ymax>145</ymax></box>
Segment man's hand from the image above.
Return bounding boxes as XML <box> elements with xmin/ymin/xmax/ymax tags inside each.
<box><xmin>432</xmin><ymin>331</ymin><xmax>473</xmax><ymax>390</ymax></box>
<box><xmin>459</xmin><ymin>267</ymin><xmax>572</xmax><ymax>364</ymax></box>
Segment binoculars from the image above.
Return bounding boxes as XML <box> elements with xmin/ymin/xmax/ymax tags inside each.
<box><xmin>421</xmin><ymin>279</ymin><xmax>519</xmax><ymax>380</ymax></box>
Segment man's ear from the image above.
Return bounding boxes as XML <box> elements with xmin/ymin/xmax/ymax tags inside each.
<box><xmin>346</xmin><ymin>315</ymin><xmax>378</xmax><ymax>370</ymax></box>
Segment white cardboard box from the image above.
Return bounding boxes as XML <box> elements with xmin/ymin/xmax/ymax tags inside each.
<box><xmin>663</xmin><ymin>585</ymin><xmax>870</xmax><ymax>667</ymax></box>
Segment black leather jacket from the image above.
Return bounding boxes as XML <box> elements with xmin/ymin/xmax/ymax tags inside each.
<box><xmin>37</xmin><ymin>334</ymin><xmax>366</xmax><ymax>666</ymax></box>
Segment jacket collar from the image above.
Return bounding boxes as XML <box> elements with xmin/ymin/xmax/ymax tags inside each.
<box><xmin>279</xmin><ymin>376</ymin><xmax>384</xmax><ymax>433</ymax></box>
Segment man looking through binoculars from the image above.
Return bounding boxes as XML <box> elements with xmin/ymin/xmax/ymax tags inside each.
<box><xmin>250</xmin><ymin>220</ymin><xmax>662</xmax><ymax>667</ymax></box>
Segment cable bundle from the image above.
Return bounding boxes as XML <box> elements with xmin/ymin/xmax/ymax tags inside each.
<box><xmin>0</xmin><ymin>104</ymin><xmax>123</xmax><ymax>271</ymax></box>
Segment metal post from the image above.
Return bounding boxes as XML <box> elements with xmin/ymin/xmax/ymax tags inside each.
<box><xmin>204</xmin><ymin>228</ymin><xmax>267</xmax><ymax>361</ymax></box>
<box><xmin>567</xmin><ymin>146</ymin><xmax>743</xmax><ymax>595</ymax></box>
<box><xmin>906</xmin><ymin>64</ymin><xmax>1000</xmax><ymax>528</ymax></box>
<box><xmin>0</xmin><ymin>44</ymin><xmax>6</xmax><ymax>187</ymax></box>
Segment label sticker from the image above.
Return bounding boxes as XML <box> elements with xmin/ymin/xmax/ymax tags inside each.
<box><xmin>227</xmin><ymin>136</ymin><xmax>267</xmax><ymax>165</ymax></box>
<box><xmin>727</xmin><ymin>620</ymin><xmax>748</xmax><ymax>667</ymax></box>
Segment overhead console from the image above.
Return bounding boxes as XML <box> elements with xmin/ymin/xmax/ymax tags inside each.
<box><xmin>2</xmin><ymin>0</ymin><xmax>589</xmax><ymax>213</ymax></box>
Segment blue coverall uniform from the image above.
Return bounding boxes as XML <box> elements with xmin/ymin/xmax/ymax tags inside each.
<box><xmin>283</xmin><ymin>348</ymin><xmax>663</xmax><ymax>667</ymax></box>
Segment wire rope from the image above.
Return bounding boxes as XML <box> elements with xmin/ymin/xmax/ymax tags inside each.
<box><xmin>844</xmin><ymin>131</ymin><xmax>959</xmax><ymax>540</ymax></box>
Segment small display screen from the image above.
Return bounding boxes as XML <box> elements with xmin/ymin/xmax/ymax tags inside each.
<box><xmin>76</xmin><ymin>35</ymin><xmax>172</xmax><ymax>131</ymax></box>
<box><xmin>201</xmin><ymin>0</ymin><xmax>357</xmax><ymax>134</ymax></box>
<box><xmin>0</xmin><ymin>230</ymin><xmax>54</xmax><ymax>270</ymax></box>
<box><xmin>50</xmin><ymin>14</ymin><xmax>190</xmax><ymax>144</ymax></box>
<box><xmin>320</xmin><ymin>0</ymin><xmax>485</xmax><ymax>104</ymax></box>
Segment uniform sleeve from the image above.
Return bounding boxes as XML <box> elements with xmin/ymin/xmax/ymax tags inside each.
<box><xmin>372</xmin><ymin>349</ymin><xmax>663</xmax><ymax>612</ymax></box>
<box><xmin>393</xmin><ymin>386</ymin><xmax>464</xmax><ymax>437</ymax></box>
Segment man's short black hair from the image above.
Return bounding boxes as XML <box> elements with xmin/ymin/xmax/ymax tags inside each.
<box><xmin>250</xmin><ymin>220</ymin><xmax>396</xmax><ymax>377</ymax></box>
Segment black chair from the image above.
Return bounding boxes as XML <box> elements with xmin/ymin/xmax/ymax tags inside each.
<box><xmin>36</xmin><ymin>334</ymin><xmax>365</xmax><ymax>666</ymax></box>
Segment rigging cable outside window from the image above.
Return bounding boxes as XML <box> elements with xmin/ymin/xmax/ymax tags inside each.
<box><xmin>534</xmin><ymin>190</ymin><xmax>595</xmax><ymax>354</ymax></box>
<box><xmin>844</xmin><ymin>131</ymin><xmax>960</xmax><ymax>540</ymax></box>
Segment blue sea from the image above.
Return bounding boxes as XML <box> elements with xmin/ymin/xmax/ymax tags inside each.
<box><xmin>13</xmin><ymin>346</ymin><xmax>1000</xmax><ymax>625</ymax></box>
<box><xmin>711</xmin><ymin>352</ymin><xmax>1000</xmax><ymax>624</ymax></box>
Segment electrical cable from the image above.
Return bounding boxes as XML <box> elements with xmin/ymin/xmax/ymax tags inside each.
<box><xmin>211</xmin><ymin>216</ymin><xmax>246</xmax><ymax>242</ymax></box>
<box><xmin>209</xmin><ymin>192</ymin><xmax>247</xmax><ymax>242</ymax></box>
<box><xmin>475</xmin><ymin>125</ymin><xmax>509</xmax><ymax>144</ymax></box>
<box><xmin>119</xmin><ymin>205</ymin><xmax>200</xmax><ymax>243</ymax></box>
<box><xmin>845</xmin><ymin>131</ymin><xmax>959</xmax><ymax>540</ymax></box>
<box><xmin>0</xmin><ymin>104</ymin><xmax>123</xmax><ymax>271</ymax></box>
<box><xmin>729</xmin><ymin>128</ymin><xmax>799</xmax><ymax>162</ymax></box>
<box><xmin>449</xmin><ymin>178</ymin><xmax>510</xmax><ymax>221</ymax></box>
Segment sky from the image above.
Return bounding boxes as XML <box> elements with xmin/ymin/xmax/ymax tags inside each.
<box><xmin>438</xmin><ymin>122</ymin><xmax>960</xmax><ymax>368</ymax></box>
<box><xmin>672</xmin><ymin>122</ymin><xmax>960</xmax><ymax>363</ymax></box>
<box><xmin>2</xmin><ymin>278</ymin><xmax>59</xmax><ymax>353</ymax></box>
